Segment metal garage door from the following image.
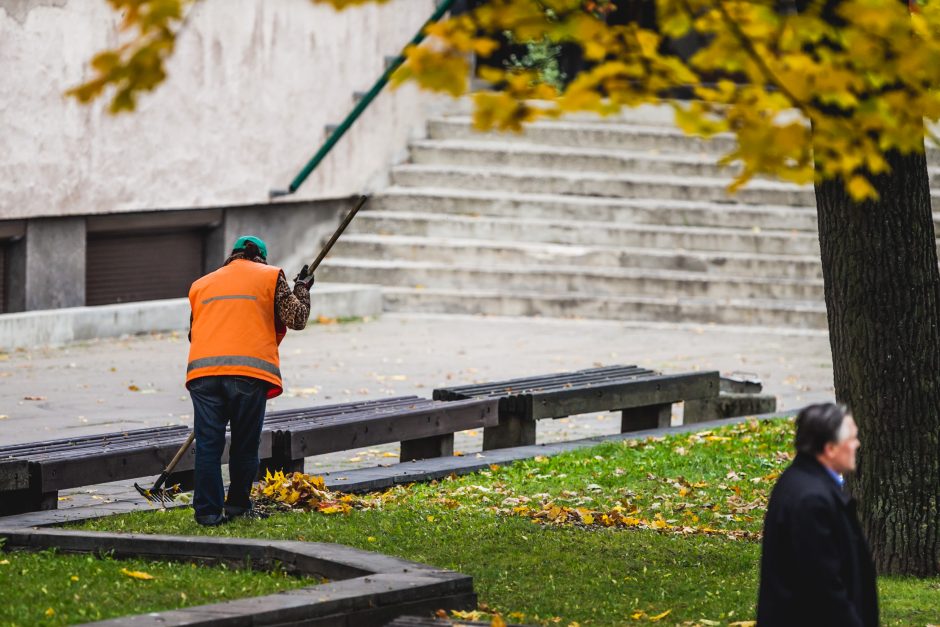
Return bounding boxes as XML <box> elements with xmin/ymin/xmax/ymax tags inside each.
<box><xmin>86</xmin><ymin>229</ymin><xmax>205</xmax><ymax>306</ymax></box>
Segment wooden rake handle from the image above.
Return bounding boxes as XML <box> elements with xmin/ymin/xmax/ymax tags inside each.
<box><xmin>307</xmin><ymin>195</ymin><xmax>370</xmax><ymax>273</ymax></box>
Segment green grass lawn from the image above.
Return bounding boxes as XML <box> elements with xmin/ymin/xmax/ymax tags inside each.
<box><xmin>0</xmin><ymin>548</ymin><xmax>317</xmax><ymax>626</ymax></box>
<box><xmin>74</xmin><ymin>418</ymin><xmax>940</xmax><ymax>626</ymax></box>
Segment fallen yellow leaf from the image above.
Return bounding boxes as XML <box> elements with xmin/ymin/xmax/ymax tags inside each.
<box><xmin>491</xmin><ymin>615</ymin><xmax>507</xmax><ymax>627</ymax></box>
<box><xmin>649</xmin><ymin>609</ymin><xmax>671</xmax><ymax>621</ymax></box>
<box><xmin>44</xmin><ymin>608</ymin><xmax>55</xmax><ymax>617</ymax></box>
<box><xmin>120</xmin><ymin>568</ymin><xmax>154</xmax><ymax>580</ymax></box>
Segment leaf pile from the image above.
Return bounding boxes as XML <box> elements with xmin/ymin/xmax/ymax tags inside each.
<box><xmin>506</xmin><ymin>501</ymin><xmax>759</xmax><ymax>541</ymax></box>
<box><xmin>253</xmin><ymin>470</ymin><xmax>392</xmax><ymax>514</ymax></box>
<box><xmin>407</xmin><ymin>418</ymin><xmax>792</xmax><ymax>539</ymax></box>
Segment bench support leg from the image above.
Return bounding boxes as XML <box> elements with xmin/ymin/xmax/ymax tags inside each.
<box><xmin>621</xmin><ymin>404</ymin><xmax>672</xmax><ymax>432</ymax></box>
<box><xmin>483</xmin><ymin>411</ymin><xmax>536</xmax><ymax>451</ymax></box>
<box><xmin>400</xmin><ymin>434</ymin><xmax>455</xmax><ymax>462</ymax></box>
<box><xmin>164</xmin><ymin>469</ymin><xmax>195</xmax><ymax>493</ymax></box>
<box><xmin>0</xmin><ymin>486</ymin><xmax>58</xmax><ymax>516</ymax></box>
<box><xmin>683</xmin><ymin>398</ymin><xmax>715</xmax><ymax>424</ymax></box>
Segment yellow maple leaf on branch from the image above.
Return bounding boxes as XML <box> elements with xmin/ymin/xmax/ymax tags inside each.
<box><xmin>70</xmin><ymin>0</ymin><xmax>940</xmax><ymax>201</ymax></box>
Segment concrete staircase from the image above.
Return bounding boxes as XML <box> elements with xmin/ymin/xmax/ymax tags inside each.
<box><xmin>318</xmin><ymin>106</ymin><xmax>936</xmax><ymax>330</ymax></box>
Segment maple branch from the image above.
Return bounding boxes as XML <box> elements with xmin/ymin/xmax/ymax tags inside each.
<box><xmin>703</xmin><ymin>0</ymin><xmax>821</xmax><ymax>123</ymax></box>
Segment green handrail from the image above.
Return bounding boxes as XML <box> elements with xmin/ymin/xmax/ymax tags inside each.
<box><xmin>270</xmin><ymin>0</ymin><xmax>458</xmax><ymax>198</ymax></box>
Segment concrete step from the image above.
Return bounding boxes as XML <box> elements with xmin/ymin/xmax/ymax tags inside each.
<box><xmin>390</xmin><ymin>164</ymin><xmax>817</xmax><ymax>207</ymax></box>
<box><xmin>331</xmin><ymin>234</ymin><xmax>825</xmax><ymax>280</ymax></box>
<box><xmin>318</xmin><ymin>258</ymin><xmax>825</xmax><ymax>301</ymax></box>
<box><xmin>351</xmin><ymin>210</ymin><xmax>822</xmax><ymax>256</ymax></box>
<box><xmin>411</xmin><ymin>139</ymin><xmax>940</xmax><ymax>190</ymax></box>
<box><xmin>373</xmin><ymin>188</ymin><xmax>820</xmax><ymax>231</ymax></box>
<box><xmin>409</xmin><ymin>139</ymin><xmax>743</xmax><ymax>179</ymax></box>
<box><xmin>431</xmin><ymin>113</ymin><xmax>940</xmax><ymax>166</ymax></box>
<box><xmin>429</xmin><ymin>116</ymin><xmax>740</xmax><ymax>155</ymax></box>
<box><xmin>448</xmin><ymin>97</ymin><xmax>680</xmax><ymax>127</ymax></box>
<box><xmin>380</xmin><ymin>286</ymin><xmax>829</xmax><ymax>329</ymax></box>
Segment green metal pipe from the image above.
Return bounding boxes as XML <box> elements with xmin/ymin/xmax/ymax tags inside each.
<box><xmin>272</xmin><ymin>0</ymin><xmax>458</xmax><ymax>198</ymax></box>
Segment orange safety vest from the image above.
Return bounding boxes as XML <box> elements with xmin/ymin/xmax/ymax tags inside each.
<box><xmin>186</xmin><ymin>259</ymin><xmax>286</xmax><ymax>398</ymax></box>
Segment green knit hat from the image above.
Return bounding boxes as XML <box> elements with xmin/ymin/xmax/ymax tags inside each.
<box><xmin>232</xmin><ymin>235</ymin><xmax>268</xmax><ymax>260</ymax></box>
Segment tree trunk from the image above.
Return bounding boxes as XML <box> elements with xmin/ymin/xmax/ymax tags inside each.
<box><xmin>815</xmin><ymin>147</ymin><xmax>940</xmax><ymax>575</ymax></box>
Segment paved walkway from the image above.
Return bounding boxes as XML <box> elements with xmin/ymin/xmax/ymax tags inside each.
<box><xmin>0</xmin><ymin>313</ymin><xmax>833</xmax><ymax>508</ymax></box>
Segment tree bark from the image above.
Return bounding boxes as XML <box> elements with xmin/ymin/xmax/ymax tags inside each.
<box><xmin>815</xmin><ymin>147</ymin><xmax>940</xmax><ymax>575</ymax></box>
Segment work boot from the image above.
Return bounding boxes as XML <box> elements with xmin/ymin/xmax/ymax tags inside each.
<box><xmin>194</xmin><ymin>512</ymin><xmax>226</xmax><ymax>527</ymax></box>
<box><xmin>224</xmin><ymin>501</ymin><xmax>267</xmax><ymax>520</ymax></box>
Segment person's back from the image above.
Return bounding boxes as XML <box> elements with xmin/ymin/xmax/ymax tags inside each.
<box><xmin>757</xmin><ymin>403</ymin><xmax>877</xmax><ymax>627</ymax></box>
<box><xmin>186</xmin><ymin>236</ymin><xmax>313</xmax><ymax>526</ymax></box>
<box><xmin>188</xmin><ymin>258</ymin><xmax>283</xmax><ymax>394</ymax></box>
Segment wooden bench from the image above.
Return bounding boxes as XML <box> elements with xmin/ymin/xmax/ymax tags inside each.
<box><xmin>0</xmin><ymin>426</ymin><xmax>272</xmax><ymax>516</ymax></box>
<box><xmin>0</xmin><ymin>396</ymin><xmax>497</xmax><ymax>516</ymax></box>
<box><xmin>433</xmin><ymin>365</ymin><xmax>720</xmax><ymax>450</ymax></box>
<box><xmin>260</xmin><ymin>395</ymin><xmax>497</xmax><ymax>474</ymax></box>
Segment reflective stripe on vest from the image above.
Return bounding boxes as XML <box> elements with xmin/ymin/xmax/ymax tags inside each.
<box><xmin>201</xmin><ymin>294</ymin><xmax>258</xmax><ymax>305</ymax></box>
<box><xmin>187</xmin><ymin>355</ymin><xmax>281</xmax><ymax>378</ymax></box>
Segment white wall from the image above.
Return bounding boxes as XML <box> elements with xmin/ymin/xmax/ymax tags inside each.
<box><xmin>0</xmin><ymin>0</ymin><xmax>444</xmax><ymax>220</ymax></box>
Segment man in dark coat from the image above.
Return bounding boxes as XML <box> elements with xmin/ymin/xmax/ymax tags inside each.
<box><xmin>757</xmin><ymin>403</ymin><xmax>878</xmax><ymax>626</ymax></box>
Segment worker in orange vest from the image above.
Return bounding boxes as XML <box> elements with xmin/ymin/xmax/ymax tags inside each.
<box><xmin>186</xmin><ymin>235</ymin><xmax>313</xmax><ymax>526</ymax></box>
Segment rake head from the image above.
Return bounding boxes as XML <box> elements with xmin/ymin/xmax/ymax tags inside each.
<box><xmin>134</xmin><ymin>482</ymin><xmax>181</xmax><ymax>505</ymax></box>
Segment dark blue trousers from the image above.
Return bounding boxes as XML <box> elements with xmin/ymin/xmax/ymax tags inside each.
<box><xmin>189</xmin><ymin>376</ymin><xmax>268</xmax><ymax>519</ymax></box>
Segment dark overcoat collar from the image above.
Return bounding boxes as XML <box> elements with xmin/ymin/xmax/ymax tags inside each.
<box><xmin>792</xmin><ymin>452</ymin><xmax>853</xmax><ymax>506</ymax></box>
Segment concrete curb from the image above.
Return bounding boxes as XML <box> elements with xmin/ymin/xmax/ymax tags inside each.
<box><xmin>0</xmin><ymin>528</ymin><xmax>475</xmax><ymax>626</ymax></box>
<box><xmin>324</xmin><ymin>410</ymin><xmax>797</xmax><ymax>493</ymax></box>
<box><xmin>0</xmin><ymin>283</ymin><xmax>382</xmax><ymax>350</ymax></box>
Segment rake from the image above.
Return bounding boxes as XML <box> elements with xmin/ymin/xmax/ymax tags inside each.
<box><xmin>134</xmin><ymin>432</ymin><xmax>193</xmax><ymax>504</ymax></box>
<box><xmin>135</xmin><ymin>194</ymin><xmax>370</xmax><ymax>505</ymax></box>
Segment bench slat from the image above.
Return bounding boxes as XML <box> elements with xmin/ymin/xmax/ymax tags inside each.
<box><xmin>3</xmin><ymin>432</ymin><xmax>200</xmax><ymax>462</ymax></box>
<box><xmin>527</xmin><ymin>371</ymin><xmax>720</xmax><ymax>420</ymax></box>
<box><xmin>0</xmin><ymin>426</ymin><xmax>191</xmax><ymax>457</ymax></box>
<box><xmin>268</xmin><ymin>403</ymin><xmax>454</xmax><ymax>431</ymax></box>
<box><xmin>34</xmin><ymin>432</ymin><xmax>274</xmax><ymax>493</ymax></box>
<box><xmin>264</xmin><ymin>398</ymin><xmax>433</xmax><ymax>426</ymax></box>
<box><xmin>286</xmin><ymin>399</ymin><xmax>498</xmax><ymax>458</ymax></box>
<box><xmin>265</xmin><ymin>396</ymin><xmax>424</xmax><ymax>421</ymax></box>
<box><xmin>434</xmin><ymin>364</ymin><xmax>640</xmax><ymax>398</ymax></box>
<box><xmin>434</xmin><ymin>365</ymin><xmax>654</xmax><ymax>399</ymax></box>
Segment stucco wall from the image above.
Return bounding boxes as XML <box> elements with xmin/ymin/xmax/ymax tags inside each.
<box><xmin>0</xmin><ymin>0</ymin><xmax>444</xmax><ymax>220</ymax></box>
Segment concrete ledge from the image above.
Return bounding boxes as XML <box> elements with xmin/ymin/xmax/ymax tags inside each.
<box><xmin>0</xmin><ymin>283</ymin><xmax>382</xmax><ymax>350</ymax></box>
<box><xmin>0</xmin><ymin>528</ymin><xmax>475</xmax><ymax>627</ymax></box>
